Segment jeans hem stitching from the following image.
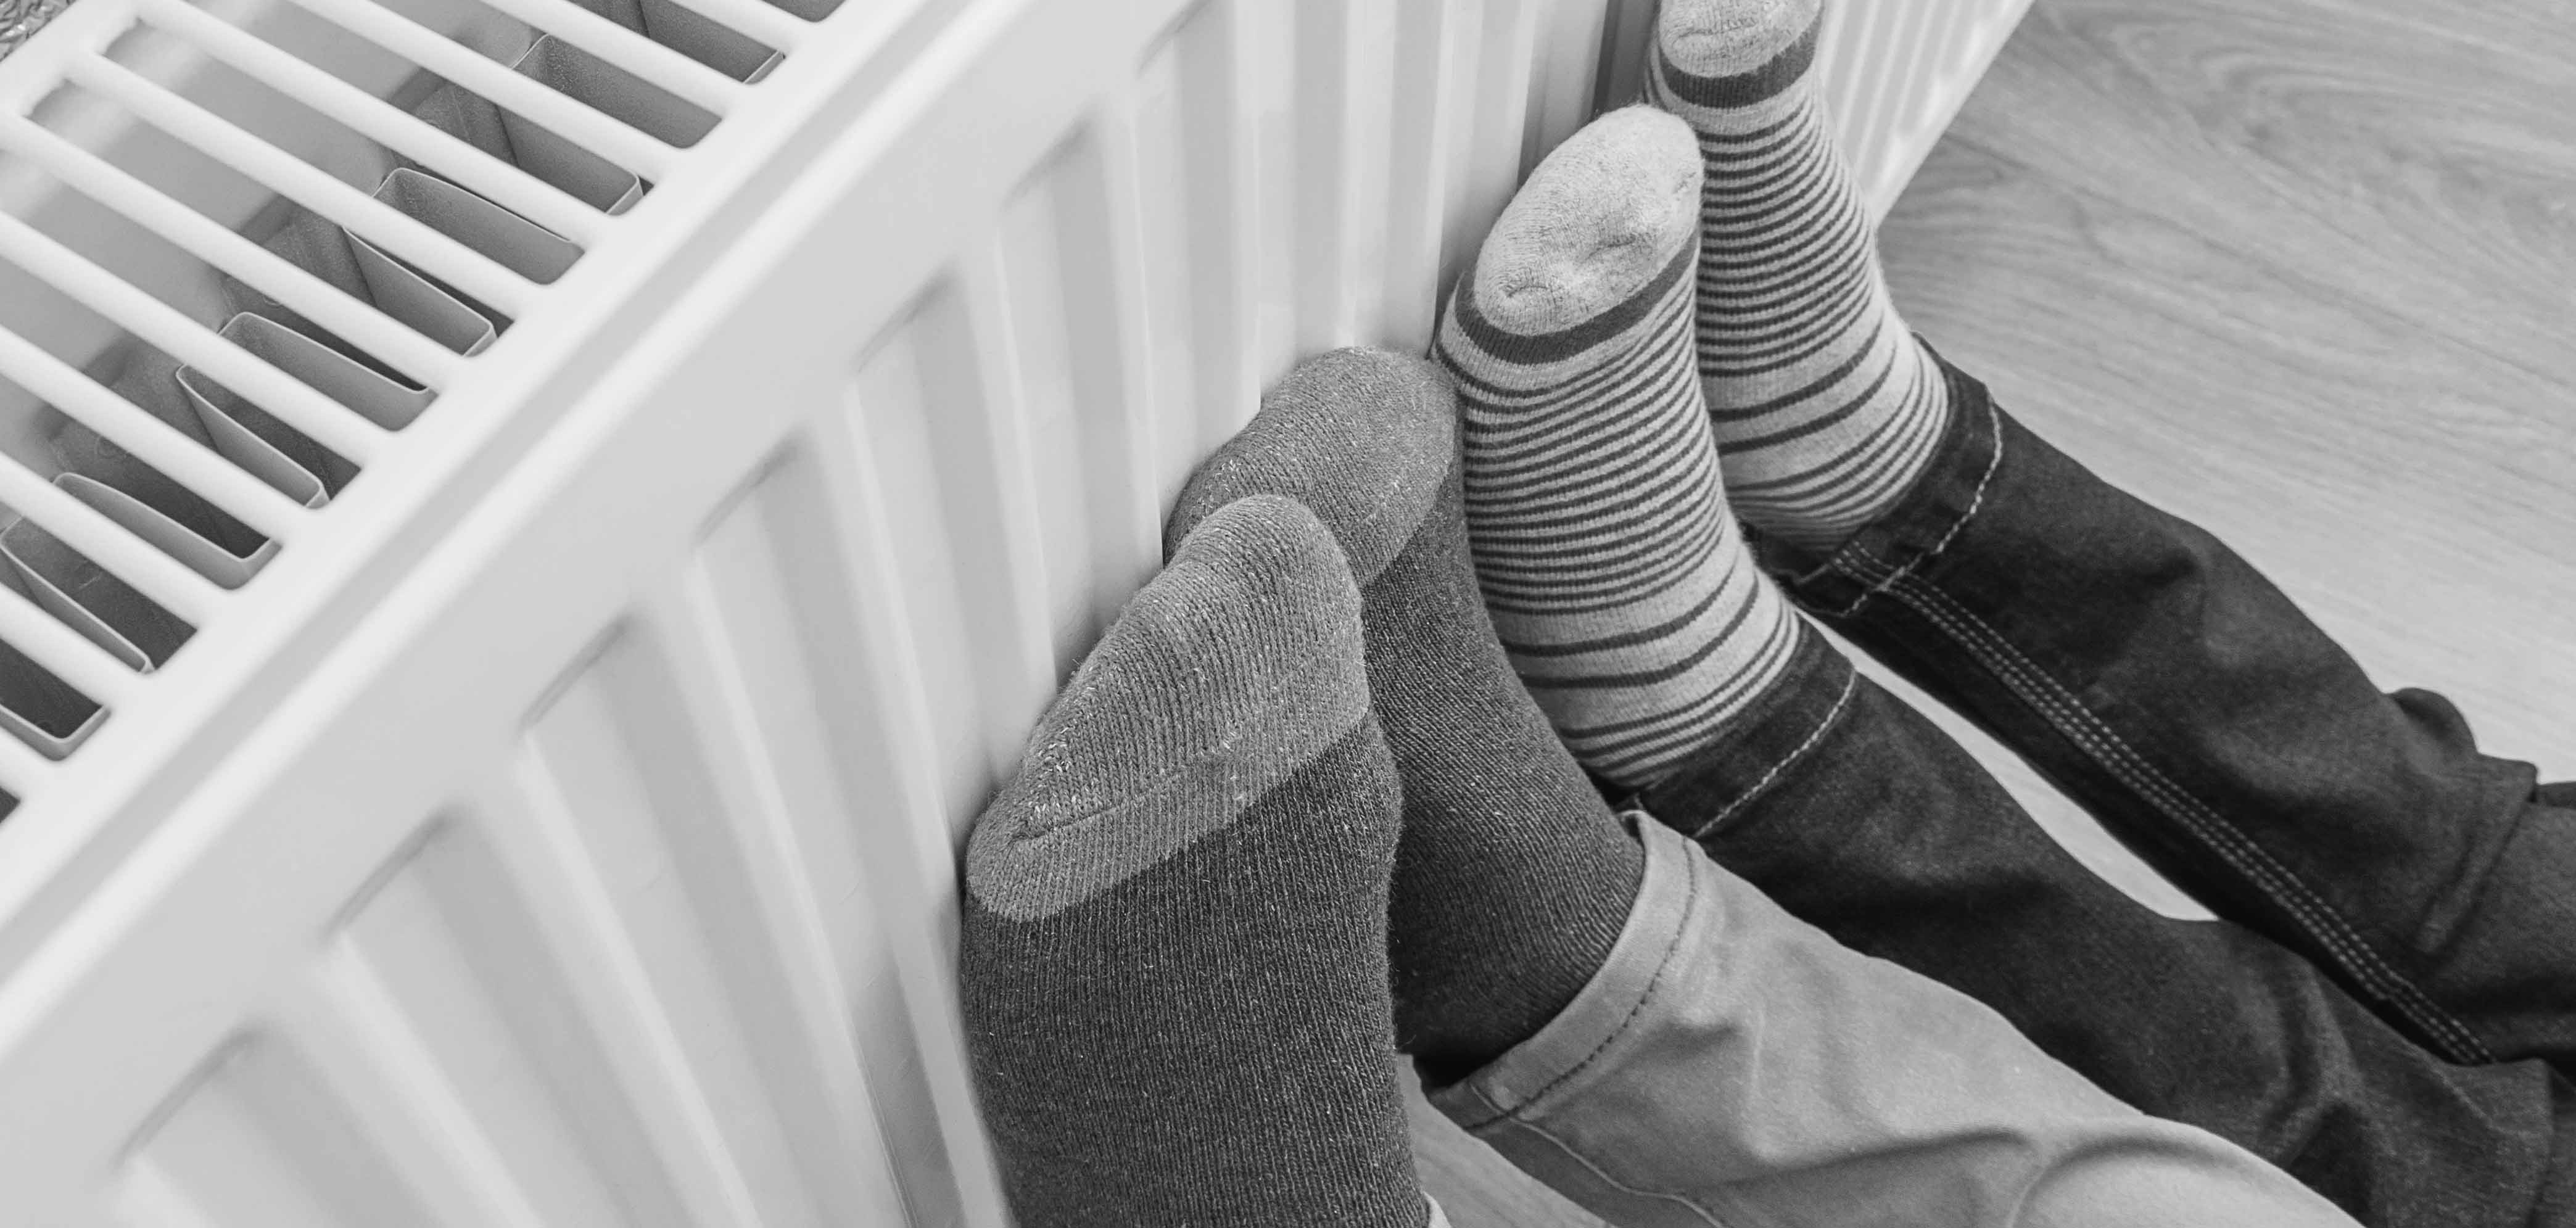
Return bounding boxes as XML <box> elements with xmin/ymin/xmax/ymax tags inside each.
<box><xmin>1682</xmin><ymin>670</ymin><xmax>1860</xmax><ymax>841</ymax></box>
<box><xmin>1857</xmin><ymin>556</ymin><xmax>2493</xmax><ymax>1065</ymax></box>
<box><xmin>1814</xmin><ymin>397</ymin><xmax>2005</xmax><ymax>620</ymax></box>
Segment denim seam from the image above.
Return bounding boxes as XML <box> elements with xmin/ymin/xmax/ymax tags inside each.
<box><xmin>1853</xmin><ymin>554</ymin><xmax>2493</xmax><ymax>1065</ymax></box>
<box><xmin>1867</xmin><ymin>556</ymin><xmax>2491</xmax><ymax>1061</ymax></box>
<box><xmin>1889</xmin><ymin>565</ymin><xmax>2491</xmax><ymax>1063</ymax></box>
<box><xmin>1812</xmin><ymin>397</ymin><xmax>2005</xmax><ymax>620</ymax></box>
<box><xmin>1680</xmin><ymin>669</ymin><xmax>1860</xmax><ymax>841</ymax></box>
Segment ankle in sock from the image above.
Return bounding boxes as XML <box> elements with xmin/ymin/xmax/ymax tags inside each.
<box><xmin>961</xmin><ymin>495</ymin><xmax>1430</xmax><ymax>1227</ymax></box>
<box><xmin>1434</xmin><ymin>105</ymin><xmax>1803</xmax><ymax>792</ymax></box>
<box><xmin>1649</xmin><ymin>0</ymin><xmax>1953</xmax><ymax>550</ymax></box>
<box><xmin>1170</xmin><ymin>349</ymin><xmax>1641</xmax><ymax>1083</ymax></box>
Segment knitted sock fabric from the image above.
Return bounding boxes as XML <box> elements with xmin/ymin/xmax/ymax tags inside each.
<box><xmin>1434</xmin><ymin>105</ymin><xmax>1801</xmax><ymax>791</ymax></box>
<box><xmin>961</xmin><ymin>495</ymin><xmax>1430</xmax><ymax>1228</ymax></box>
<box><xmin>1648</xmin><ymin>0</ymin><xmax>1953</xmax><ymax>551</ymax></box>
<box><xmin>1169</xmin><ymin>348</ymin><xmax>1642</xmax><ymax>1083</ymax></box>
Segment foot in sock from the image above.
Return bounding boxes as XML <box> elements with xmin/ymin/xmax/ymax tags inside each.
<box><xmin>1434</xmin><ymin>105</ymin><xmax>1802</xmax><ymax>791</ymax></box>
<box><xmin>1169</xmin><ymin>349</ymin><xmax>1642</xmax><ymax>1082</ymax></box>
<box><xmin>960</xmin><ymin>495</ymin><xmax>1432</xmax><ymax>1227</ymax></box>
<box><xmin>1649</xmin><ymin>0</ymin><xmax>1952</xmax><ymax>550</ymax></box>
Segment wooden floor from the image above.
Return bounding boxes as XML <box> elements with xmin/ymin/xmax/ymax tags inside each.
<box><xmin>1411</xmin><ymin>0</ymin><xmax>2576</xmax><ymax>1219</ymax></box>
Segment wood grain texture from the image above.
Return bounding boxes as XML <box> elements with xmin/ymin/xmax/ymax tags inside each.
<box><xmin>1416</xmin><ymin>2</ymin><xmax>2576</xmax><ymax>1221</ymax></box>
<box><xmin>1883</xmin><ymin>0</ymin><xmax>2576</xmax><ymax>782</ymax></box>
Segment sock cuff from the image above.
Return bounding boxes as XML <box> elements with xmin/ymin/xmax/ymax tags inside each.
<box><xmin>968</xmin><ymin>495</ymin><xmax>1371</xmax><ymax>921</ymax></box>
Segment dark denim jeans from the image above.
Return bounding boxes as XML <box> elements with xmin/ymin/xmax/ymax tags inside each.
<box><xmin>1626</xmin><ymin>356</ymin><xmax>2576</xmax><ymax>1227</ymax></box>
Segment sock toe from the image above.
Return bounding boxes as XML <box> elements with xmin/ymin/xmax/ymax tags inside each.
<box><xmin>968</xmin><ymin>493</ymin><xmax>1369</xmax><ymax>923</ymax></box>
<box><xmin>1166</xmin><ymin>348</ymin><xmax>1456</xmax><ymax>585</ymax></box>
<box><xmin>1659</xmin><ymin>0</ymin><xmax>1822</xmax><ymax>82</ymax></box>
<box><xmin>962</xmin><ymin>490</ymin><xmax>1426</xmax><ymax>1227</ymax></box>
<box><xmin>1465</xmin><ymin>106</ymin><xmax>1702</xmax><ymax>338</ymax></box>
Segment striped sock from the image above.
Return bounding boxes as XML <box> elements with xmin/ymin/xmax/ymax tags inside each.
<box><xmin>1648</xmin><ymin>0</ymin><xmax>1953</xmax><ymax>551</ymax></box>
<box><xmin>1436</xmin><ymin>107</ymin><xmax>1801</xmax><ymax>791</ymax></box>
<box><xmin>961</xmin><ymin>495</ymin><xmax>1433</xmax><ymax>1228</ymax></box>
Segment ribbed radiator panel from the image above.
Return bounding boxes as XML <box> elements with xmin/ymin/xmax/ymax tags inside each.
<box><xmin>1823</xmin><ymin>0</ymin><xmax>2036</xmax><ymax>214</ymax></box>
<box><xmin>0</xmin><ymin>1</ymin><xmax>2025</xmax><ymax>1222</ymax></box>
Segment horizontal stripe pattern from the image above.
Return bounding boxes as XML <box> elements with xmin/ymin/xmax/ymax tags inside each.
<box><xmin>1437</xmin><ymin>231</ymin><xmax>1799</xmax><ymax>789</ymax></box>
<box><xmin>1649</xmin><ymin>17</ymin><xmax>1952</xmax><ymax>551</ymax></box>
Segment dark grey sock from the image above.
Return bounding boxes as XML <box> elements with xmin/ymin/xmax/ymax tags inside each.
<box><xmin>1169</xmin><ymin>349</ymin><xmax>1645</xmax><ymax>1082</ymax></box>
<box><xmin>961</xmin><ymin>495</ymin><xmax>1431</xmax><ymax>1228</ymax></box>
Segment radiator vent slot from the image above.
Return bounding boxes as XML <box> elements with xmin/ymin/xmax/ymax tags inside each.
<box><xmin>0</xmin><ymin>0</ymin><xmax>833</xmax><ymax>812</ymax></box>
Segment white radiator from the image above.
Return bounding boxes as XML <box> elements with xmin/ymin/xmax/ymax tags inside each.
<box><xmin>1822</xmin><ymin>0</ymin><xmax>2035</xmax><ymax>213</ymax></box>
<box><xmin>0</xmin><ymin>0</ymin><xmax>2026</xmax><ymax>1221</ymax></box>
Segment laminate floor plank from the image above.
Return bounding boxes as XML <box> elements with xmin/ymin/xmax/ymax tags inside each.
<box><xmin>1945</xmin><ymin>0</ymin><xmax>2576</xmax><ymax>383</ymax></box>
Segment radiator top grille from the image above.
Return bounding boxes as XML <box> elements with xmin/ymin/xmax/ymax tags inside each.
<box><xmin>0</xmin><ymin>0</ymin><xmax>836</xmax><ymax>816</ymax></box>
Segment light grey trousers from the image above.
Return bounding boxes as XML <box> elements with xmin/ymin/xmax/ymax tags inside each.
<box><xmin>1426</xmin><ymin>820</ymin><xmax>2360</xmax><ymax>1227</ymax></box>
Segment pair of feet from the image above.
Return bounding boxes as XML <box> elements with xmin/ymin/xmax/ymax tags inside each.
<box><xmin>966</xmin><ymin>357</ymin><xmax>1619</xmax><ymax>1226</ymax></box>
<box><xmin>964</xmin><ymin>0</ymin><xmax>1960</xmax><ymax>1222</ymax></box>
